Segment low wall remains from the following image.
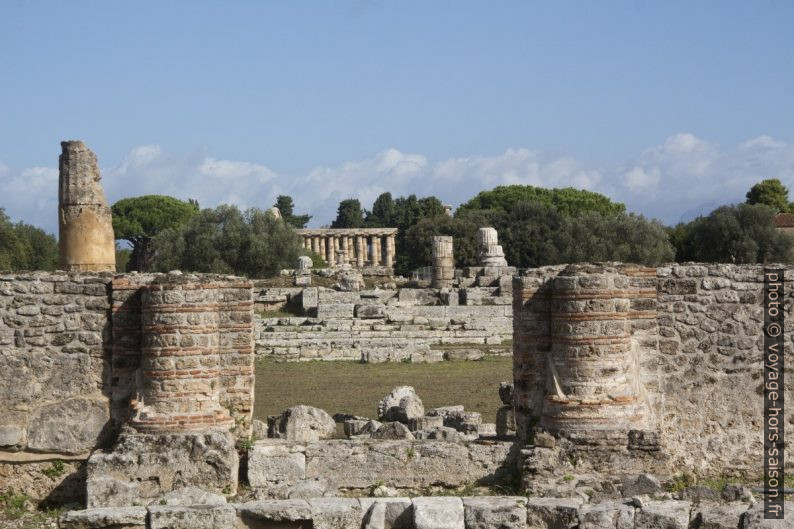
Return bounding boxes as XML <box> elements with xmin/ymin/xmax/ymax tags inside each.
<box><xmin>255</xmin><ymin>270</ymin><xmax>514</xmax><ymax>363</ymax></box>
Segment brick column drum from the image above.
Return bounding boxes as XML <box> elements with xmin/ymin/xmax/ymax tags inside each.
<box><xmin>130</xmin><ymin>277</ymin><xmax>235</xmax><ymax>433</ymax></box>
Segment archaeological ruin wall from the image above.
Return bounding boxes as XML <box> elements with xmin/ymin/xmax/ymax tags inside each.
<box><xmin>513</xmin><ymin>262</ymin><xmax>794</xmax><ymax>479</ymax></box>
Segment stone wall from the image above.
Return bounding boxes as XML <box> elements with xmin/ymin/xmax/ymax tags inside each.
<box><xmin>0</xmin><ymin>272</ymin><xmax>114</xmax><ymax>457</ymax></box>
<box><xmin>0</xmin><ymin>272</ymin><xmax>254</xmax><ymax>500</ymax></box>
<box><xmin>513</xmin><ymin>263</ymin><xmax>794</xmax><ymax>479</ymax></box>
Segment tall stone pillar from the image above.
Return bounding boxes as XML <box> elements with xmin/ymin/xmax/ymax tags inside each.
<box><xmin>58</xmin><ymin>140</ymin><xmax>116</xmax><ymax>271</ymax></box>
<box><xmin>326</xmin><ymin>236</ymin><xmax>336</xmax><ymax>266</ymax></box>
<box><xmin>303</xmin><ymin>236</ymin><xmax>311</xmax><ymax>250</ymax></box>
<box><xmin>311</xmin><ymin>236</ymin><xmax>319</xmax><ymax>255</ymax></box>
<box><xmin>371</xmin><ymin>235</ymin><xmax>381</xmax><ymax>266</ymax></box>
<box><xmin>341</xmin><ymin>236</ymin><xmax>349</xmax><ymax>264</ymax></box>
<box><xmin>319</xmin><ymin>237</ymin><xmax>326</xmax><ymax>262</ymax></box>
<box><xmin>385</xmin><ymin>234</ymin><xmax>395</xmax><ymax>267</ymax></box>
<box><xmin>356</xmin><ymin>236</ymin><xmax>365</xmax><ymax>268</ymax></box>
<box><xmin>431</xmin><ymin>236</ymin><xmax>454</xmax><ymax>288</ymax></box>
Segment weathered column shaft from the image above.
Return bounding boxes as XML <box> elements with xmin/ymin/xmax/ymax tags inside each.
<box><xmin>356</xmin><ymin>236</ymin><xmax>365</xmax><ymax>267</ymax></box>
<box><xmin>385</xmin><ymin>234</ymin><xmax>395</xmax><ymax>267</ymax></box>
<box><xmin>326</xmin><ymin>236</ymin><xmax>336</xmax><ymax>266</ymax></box>
<box><xmin>431</xmin><ymin>235</ymin><xmax>454</xmax><ymax>288</ymax></box>
<box><xmin>58</xmin><ymin>140</ymin><xmax>116</xmax><ymax>271</ymax></box>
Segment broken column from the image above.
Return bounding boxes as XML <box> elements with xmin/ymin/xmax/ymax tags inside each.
<box><xmin>295</xmin><ymin>255</ymin><xmax>312</xmax><ymax>286</ymax></box>
<box><xmin>58</xmin><ymin>140</ymin><xmax>116</xmax><ymax>271</ymax></box>
<box><xmin>431</xmin><ymin>236</ymin><xmax>454</xmax><ymax>288</ymax></box>
<box><xmin>87</xmin><ymin>275</ymin><xmax>248</xmax><ymax>508</ymax></box>
<box><xmin>477</xmin><ymin>227</ymin><xmax>508</xmax><ymax>267</ymax></box>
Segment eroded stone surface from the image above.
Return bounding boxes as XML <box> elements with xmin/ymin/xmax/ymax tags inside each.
<box><xmin>413</xmin><ymin>497</ymin><xmax>464</xmax><ymax>529</ymax></box>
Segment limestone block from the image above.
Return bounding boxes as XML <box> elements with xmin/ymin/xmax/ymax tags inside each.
<box><xmin>248</xmin><ymin>441</ymin><xmax>307</xmax><ymax>489</ymax></box>
<box><xmin>273</xmin><ymin>405</ymin><xmax>336</xmax><ymax>442</ymax></box>
<box><xmin>316</xmin><ymin>303</ymin><xmax>355</xmax><ymax>319</ymax></box>
<box><xmin>304</xmin><ymin>440</ymin><xmax>472</xmax><ymax>489</ymax></box>
<box><xmin>362</xmin><ymin>498</ymin><xmax>413</xmax><ymax>529</ymax></box>
<box><xmin>335</xmin><ymin>272</ymin><xmax>364</xmax><ymax>292</ymax></box>
<box><xmin>356</xmin><ymin>303</ymin><xmax>387</xmax><ymax>319</ymax></box>
<box><xmin>621</xmin><ymin>474</ymin><xmax>662</xmax><ymax>497</ymax></box>
<box><xmin>408</xmin><ymin>416</ymin><xmax>444</xmax><ymax>432</ymax></box>
<box><xmin>372</xmin><ymin>422</ymin><xmax>415</xmax><ymax>440</ymax></box>
<box><xmin>344</xmin><ymin>419</ymin><xmax>382</xmax><ymax>437</ymax></box>
<box><xmin>413</xmin><ymin>427</ymin><xmax>465</xmax><ymax>442</ymax></box>
<box><xmin>526</xmin><ymin>497</ymin><xmax>583</xmax><ymax>529</ymax></box>
<box><xmin>378</xmin><ymin>386</ymin><xmax>424</xmax><ymax>422</ymax></box>
<box><xmin>479</xmin><ymin>423</ymin><xmax>497</xmax><ymax>437</ymax></box>
<box><xmin>578</xmin><ymin>501</ymin><xmax>634</xmax><ymax>529</ymax></box>
<box><xmin>295</xmin><ymin>275</ymin><xmax>312</xmax><ymax>286</ymax></box>
<box><xmin>740</xmin><ymin>502</ymin><xmax>794</xmax><ymax>528</ymax></box>
<box><xmin>413</xmin><ymin>497</ymin><xmax>465</xmax><ymax>529</ymax></box>
<box><xmin>634</xmin><ymin>501</ymin><xmax>691</xmax><ymax>529</ymax></box>
<box><xmin>27</xmin><ymin>397</ymin><xmax>109</xmax><ymax>454</ymax></box>
<box><xmin>309</xmin><ymin>498</ymin><xmax>364</xmax><ymax>529</ymax></box>
<box><xmin>463</xmin><ymin>496</ymin><xmax>527</xmax><ymax>529</ymax></box>
<box><xmin>147</xmin><ymin>504</ymin><xmax>238</xmax><ymax>529</ymax></box>
<box><xmin>58</xmin><ymin>507</ymin><xmax>147</xmax><ymax>529</ymax></box>
<box><xmin>235</xmin><ymin>499</ymin><xmax>312</xmax><ymax>524</ymax></box>
<box><xmin>444</xmin><ymin>349</ymin><xmax>485</xmax><ymax>361</ymax></box>
<box><xmin>0</xmin><ymin>424</ymin><xmax>25</xmax><ymax>450</ymax></box>
<box><xmin>301</xmin><ymin>288</ymin><xmax>319</xmax><ymax>312</ymax></box>
<box><xmin>86</xmin><ymin>432</ymin><xmax>238</xmax><ymax>508</ymax></box>
<box><xmin>691</xmin><ymin>502</ymin><xmax>749</xmax><ymax>529</ymax></box>
<box><xmin>398</xmin><ymin>289</ymin><xmax>439</xmax><ymax>305</ymax></box>
<box><xmin>150</xmin><ymin>487</ymin><xmax>227</xmax><ymax>507</ymax></box>
<box><xmin>496</xmin><ymin>406</ymin><xmax>516</xmax><ymax>437</ymax></box>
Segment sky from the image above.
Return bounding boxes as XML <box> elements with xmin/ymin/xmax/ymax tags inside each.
<box><xmin>1</xmin><ymin>0</ymin><xmax>793</xmax><ymax>235</ymax></box>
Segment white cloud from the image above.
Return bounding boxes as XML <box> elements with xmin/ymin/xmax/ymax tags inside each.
<box><xmin>2</xmin><ymin>133</ymin><xmax>793</xmax><ymax>235</ymax></box>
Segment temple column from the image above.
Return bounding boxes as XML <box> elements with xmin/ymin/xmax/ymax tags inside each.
<box><xmin>319</xmin><ymin>237</ymin><xmax>326</xmax><ymax>262</ymax></box>
<box><xmin>341</xmin><ymin>236</ymin><xmax>350</xmax><ymax>264</ymax></box>
<box><xmin>311</xmin><ymin>236</ymin><xmax>319</xmax><ymax>255</ymax></box>
<box><xmin>370</xmin><ymin>235</ymin><xmax>381</xmax><ymax>266</ymax></box>
<box><xmin>385</xmin><ymin>234</ymin><xmax>395</xmax><ymax>267</ymax></box>
<box><xmin>356</xmin><ymin>236</ymin><xmax>365</xmax><ymax>267</ymax></box>
<box><xmin>326</xmin><ymin>235</ymin><xmax>336</xmax><ymax>266</ymax></box>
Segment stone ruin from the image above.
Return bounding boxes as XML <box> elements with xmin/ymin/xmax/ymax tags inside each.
<box><xmin>58</xmin><ymin>140</ymin><xmax>116</xmax><ymax>272</ymax></box>
<box><xmin>477</xmin><ymin>227</ymin><xmax>508</xmax><ymax>267</ymax></box>
<box><xmin>0</xmin><ymin>141</ymin><xmax>792</xmax><ymax>528</ymax></box>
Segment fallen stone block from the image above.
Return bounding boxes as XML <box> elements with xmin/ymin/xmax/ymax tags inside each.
<box><xmin>372</xmin><ymin>422</ymin><xmax>415</xmax><ymax>440</ymax></box>
<box><xmin>413</xmin><ymin>497</ymin><xmax>465</xmax><ymax>529</ymax></box>
<box><xmin>739</xmin><ymin>501</ymin><xmax>793</xmax><ymax>529</ymax></box>
<box><xmin>356</xmin><ymin>303</ymin><xmax>387</xmax><ymax>319</ymax></box>
<box><xmin>379</xmin><ymin>386</ymin><xmax>424</xmax><ymax>422</ymax></box>
<box><xmin>408</xmin><ymin>416</ymin><xmax>444</xmax><ymax>432</ymax></box>
<box><xmin>463</xmin><ymin>496</ymin><xmax>527</xmax><ymax>529</ymax></box>
<box><xmin>634</xmin><ymin>500</ymin><xmax>691</xmax><ymax>529</ymax></box>
<box><xmin>413</xmin><ymin>426</ymin><xmax>466</xmax><ymax>442</ymax></box>
<box><xmin>272</xmin><ymin>405</ymin><xmax>336</xmax><ymax>442</ymax></box>
<box><xmin>621</xmin><ymin>474</ymin><xmax>662</xmax><ymax>497</ymax></box>
<box><xmin>479</xmin><ymin>423</ymin><xmax>497</xmax><ymax>437</ymax></box>
<box><xmin>150</xmin><ymin>486</ymin><xmax>227</xmax><ymax>507</ymax></box>
<box><xmin>498</xmin><ymin>382</ymin><xmax>514</xmax><ymax>405</ymax></box>
<box><xmin>691</xmin><ymin>501</ymin><xmax>750</xmax><ymax>529</ymax></box>
<box><xmin>345</xmin><ymin>419</ymin><xmax>383</xmax><ymax>437</ymax></box>
<box><xmin>58</xmin><ymin>507</ymin><xmax>147</xmax><ymax>529</ymax></box>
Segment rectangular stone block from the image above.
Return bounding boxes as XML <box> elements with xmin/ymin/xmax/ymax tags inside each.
<box><xmin>248</xmin><ymin>441</ymin><xmax>307</xmax><ymax>489</ymax></box>
<box><xmin>316</xmin><ymin>303</ymin><xmax>355</xmax><ymax>319</ymax></box>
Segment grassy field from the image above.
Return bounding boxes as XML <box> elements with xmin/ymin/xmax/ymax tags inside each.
<box><xmin>253</xmin><ymin>356</ymin><xmax>512</xmax><ymax>423</ymax></box>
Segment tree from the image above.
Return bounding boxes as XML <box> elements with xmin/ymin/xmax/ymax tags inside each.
<box><xmin>112</xmin><ymin>195</ymin><xmax>199</xmax><ymax>271</ymax></box>
<box><xmin>151</xmin><ymin>205</ymin><xmax>306</xmax><ymax>277</ymax></box>
<box><xmin>0</xmin><ymin>208</ymin><xmax>58</xmax><ymax>271</ymax></box>
<box><xmin>675</xmin><ymin>204</ymin><xmax>792</xmax><ymax>264</ymax></box>
<box><xmin>367</xmin><ymin>192</ymin><xmax>396</xmax><ymax>227</ymax></box>
<box><xmin>400</xmin><ymin>214</ymin><xmax>484</xmax><ymax>274</ymax></box>
<box><xmin>456</xmin><ymin>185</ymin><xmax>626</xmax><ymax>218</ymax></box>
<box><xmin>745</xmin><ymin>179</ymin><xmax>790</xmax><ymax>212</ymax></box>
<box><xmin>331</xmin><ymin>199</ymin><xmax>365</xmax><ymax>228</ymax></box>
<box><xmin>275</xmin><ymin>195</ymin><xmax>312</xmax><ymax>228</ymax></box>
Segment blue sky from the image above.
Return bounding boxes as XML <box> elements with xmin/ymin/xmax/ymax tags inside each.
<box><xmin>1</xmin><ymin>1</ymin><xmax>793</xmax><ymax>234</ymax></box>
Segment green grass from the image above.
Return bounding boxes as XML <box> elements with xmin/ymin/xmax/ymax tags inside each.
<box><xmin>254</xmin><ymin>356</ymin><xmax>512</xmax><ymax>422</ymax></box>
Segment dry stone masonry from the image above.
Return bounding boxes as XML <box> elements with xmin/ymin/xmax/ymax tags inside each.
<box><xmin>58</xmin><ymin>141</ymin><xmax>116</xmax><ymax>272</ymax></box>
